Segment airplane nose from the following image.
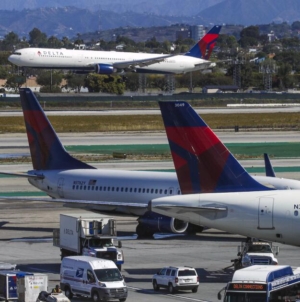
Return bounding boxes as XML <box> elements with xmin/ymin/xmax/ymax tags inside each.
<box><xmin>8</xmin><ymin>54</ymin><xmax>17</xmax><ymax>64</ymax></box>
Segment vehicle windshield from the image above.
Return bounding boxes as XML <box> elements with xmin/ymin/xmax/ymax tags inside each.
<box><xmin>247</xmin><ymin>245</ymin><xmax>272</xmax><ymax>253</ymax></box>
<box><xmin>88</xmin><ymin>238</ymin><xmax>113</xmax><ymax>247</ymax></box>
<box><xmin>94</xmin><ymin>268</ymin><xmax>123</xmax><ymax>282</ymax></box>
<box><xmin>224</xmin><ymin>292</ymin><xmax>266</xmax><ymax>302</ymax></box>
<box><xmin>178</xmin><ymin>270</ymin><xmax>196</xmax><ymax>276</ymax></box>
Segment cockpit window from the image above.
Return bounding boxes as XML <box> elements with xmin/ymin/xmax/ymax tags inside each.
<box><xmin>12</xmin><ymin>52</ymin><xmax>21</xmax><ymax>55</ymax></box>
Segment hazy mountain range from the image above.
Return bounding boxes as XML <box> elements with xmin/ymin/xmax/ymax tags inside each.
<box><xmin>0</xmin><ymin>0</ymin><xmax>300</xmax><ymax>38</ymax></box>
<box><xmin>0</xmin><ymin>0</ymin><xmax>223</xmax><ymax>16</ymax></box>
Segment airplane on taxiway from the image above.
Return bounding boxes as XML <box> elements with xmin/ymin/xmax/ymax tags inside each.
<box><xmin>8</xmin><ymin>26</ymin><xmax>221</xmax><ymax>75</ymax></box>
<box><xmin>2</xmin><ymin>89</ymin><xmax>300</xmax><ymax>238</ymax></box>
<box><xmin>149</xmin><ymin>100</ymin><xmax>300</xmax><ymax>246</ymax></box>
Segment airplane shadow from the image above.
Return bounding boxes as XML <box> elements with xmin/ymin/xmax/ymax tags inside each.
<box><xmin>133</xmin><ymin>232</ymin><xmax>245</xmax><ymax>242</ymax></box>
<box><xmin>124</xmin><ymin>267</ymin><xmax>233</xmax><ymax>284</ymax></box>
<box><xmin>0</xmin><ymin>221</ymin><xmax>9</xmax><ymax>227</ymax></box>
<box><xmin>17</xmin><ymin>263</ymin><xmax>61</xmax><ymax>276</ymax></box>
<box><xmin>0</xmin><ymin>226</ymin><xmax>54</xmax><ymax>233</ymax></box>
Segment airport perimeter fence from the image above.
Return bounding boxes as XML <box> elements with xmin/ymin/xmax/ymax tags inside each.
<box><xmin>0</xmin><ymin>92</ymin><xmax>300</xmax><ymax>107</ymax></box>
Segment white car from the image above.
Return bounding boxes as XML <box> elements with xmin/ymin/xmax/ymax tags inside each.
<box><xmin>152</xmin><ymin>266</ymin><xmax>199</xmax><ymax>293</ymax></box>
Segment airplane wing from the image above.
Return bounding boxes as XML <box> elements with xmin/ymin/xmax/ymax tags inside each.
<box><xmin>194</xmin><ymin>61</ymin><xmax>215</xmax><ymax>69</ymax></box>
<box><xmin>0</xmin><ymin>196</ymin><xmax>148</xmax><ymax>208</ymax></box>
<box><xmin>151</xmin><ymin>204</ymin><xmax>227</xmax><ymax>215</ymax></box>
<box><xmin>112</xmin><ymin>54</ymin><xmax>175</xmax><ymax>69</ymax></box>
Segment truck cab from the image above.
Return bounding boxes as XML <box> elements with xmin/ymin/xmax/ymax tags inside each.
<box><xmin>82</xmin><ymin>238</ymin><xmax>124</xmax><ymax>270</ymax></box>
<box><xmin>234</xmin><ymin>240</ymin><xmax>278</xmax><ymax>270</ymax></box>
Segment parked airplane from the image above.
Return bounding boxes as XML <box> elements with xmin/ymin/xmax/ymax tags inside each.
<box><xmin>8</xmin><ymin>26</ymin><xmax>221</xmax><ymax>75</ymax></box>
<box><xmin>2</xmin><ymin>90</ymin><xmax>300</xmax><ymax>238</ymax></box>
<box><xmin>158</xmin><ymin>101</ymin><xmax>300</xmax><ymax>193</ymax></box>
<box><xmin>149</xmin><ymin>100</ymin><xmax>300</xmax><ymax>246</ymax></box>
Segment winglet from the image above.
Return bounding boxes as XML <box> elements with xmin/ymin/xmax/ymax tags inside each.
<box><xmin>264</xmin><ymin>153</ymin><xmax>276</xmax><ymax>177</ymax></box>
<box><xmin>19</xmin><ymin>88</ymin><xmax>95</xmax><ymax>171</ymax></box>
<box><xmin>185</xmin><ymin>25</ymin><xmax>222</xmax><ymax>60</ymax></box>
<box><xmin>158</xmin><ymin>101</ymin><xmax>273</xmax><ymax>194</ymax></box>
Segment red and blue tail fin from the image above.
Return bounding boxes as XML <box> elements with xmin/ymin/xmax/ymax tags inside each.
<box><xmin>19</xmin><ymin>88</ymin><xmax>95</xmax><ymax>171</ymax></box>
<box><xmin>264</xmin><ymin>153</ymin><xmax>276</xmax><ymax>177</ymax></box>
<box><xmin>185</xmin><ymin>25</ymin><xmax>221</xmax><ymax>60</ymax></box>
<box><xmin>159</xmin><ymin>101</ymin><xmax>273</xmax><ymax>194</ymax></box>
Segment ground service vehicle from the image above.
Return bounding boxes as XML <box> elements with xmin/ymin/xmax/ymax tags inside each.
<box><xmin>0</xmin><ymin>270</ymin><xmax>19</xmax><ymax>301</ymax></box>
<box><xmin>233</xmin><ymin>241</ymin><xmax>279</xmax><ymax>270</ymax></box>
<box><xmin>152</xmin><ymin>266</ymin><xmax>199</xmax><ymax>294</ymax></box>
<box><xmin>60</xmin><ymin>256</ymin><xmax>127</xmax><ymax>302</ymax></box>
<box><xmin>53</xmin><ymin>213</ymin><xmax>124</xmax><ymax>270</ymax></box>
<box><xmin>218</xmin><ymin>265</ymin><xmax>300</xmax><ymax>302</ymax></box>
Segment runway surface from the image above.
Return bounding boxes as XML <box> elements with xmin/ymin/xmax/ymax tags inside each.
<box><xmin>1</xmin><ymin>199</ymin><xmax>300</xmax><ymax>302</ymax></box>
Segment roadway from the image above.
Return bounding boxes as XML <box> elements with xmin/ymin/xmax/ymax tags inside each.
<box><xmin>1</xmin><ymin>131</ymin><xmax>300</xmax><ymax>147</ymax></box>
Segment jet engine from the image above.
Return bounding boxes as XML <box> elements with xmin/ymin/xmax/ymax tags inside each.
<box><xmin>94</xmin><ymin>64</ymin><xmax>115</xmax><ymax>74</ymax></box>
<box><xmin>136</xmin><ymin>211</ymin><xmax>189</xmax><ymax>237</ymax></box>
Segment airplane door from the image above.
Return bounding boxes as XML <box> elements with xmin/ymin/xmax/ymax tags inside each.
<box><xmin>57</xmin><ymin>178</ymin><xmax>64</xmax><ymax>198</ymax></box>
<box><xmin>258</xmin><ymin>197</ymin><xmax>274</xmax><ymax>229</ymax></box>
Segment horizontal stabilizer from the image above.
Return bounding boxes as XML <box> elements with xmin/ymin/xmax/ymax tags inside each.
<box><xmin>0</xmin><ymin>172</ymin><xmax>44</xmax><ymax>179</ymax></box>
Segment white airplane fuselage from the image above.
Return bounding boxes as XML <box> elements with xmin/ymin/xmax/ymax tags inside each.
<box><xmin>150</xmin><ymin>190</ymin><xmax>300</xmax><ymax>246</ymax></box>
<box><xmin>8</xmin><ymin>48</ymin><xmax>212</xmax><ymax>74</ymax></box>
<box><xmin>28</xmin><ymin>167</ymin><xmax>300</xmax><ymax>216</ymax></box>
<box><xmin>29</xmin><ymin>169</ymin><xmax>180</xmax><ymax>215</ymax></box>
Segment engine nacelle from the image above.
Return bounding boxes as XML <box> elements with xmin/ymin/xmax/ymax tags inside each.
<box><xmin>94</xmin><ymin>64</ymin><xmax>115</xmax><ymax>74</ymax></box>
<box><xmin>136</xmin><ymin>211</ymin><xmax>188</xmax><ymax>237</ymax></box>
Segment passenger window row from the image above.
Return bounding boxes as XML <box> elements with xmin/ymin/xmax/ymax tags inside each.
<box><xmin>72</xmin><ymin>185</ymin><xmax>180</xmax><ymax>195</ymax></box>
<box><xmin>39</xmin><ymin>55</ymin><xmax>72</xmax><ymax>58</ymax></box>
<box><xmin>85</xmin><ymin>57</ymin><xmax>126</xmax><ymax>61</ymax></box>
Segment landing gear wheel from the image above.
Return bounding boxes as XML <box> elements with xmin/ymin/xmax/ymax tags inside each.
<box><xmin>192</xmin><ymin>287</ymin><xmax>198</xmax><ymax>293</ymax></box>
<box><xmin>168</xmin><ymin>283</ymin><xmax>175</xmax><ymax>294</ymax></box>
<box><xmin>64</xmin><ymin>286</ymin><xmax>73</xmax><ymax>299</ymax></box>
<box><xmin>153</xmin><ymin>280</ymin><xmax>160</xmax><ymax>291</ymax></box>
<box><xmin>119</xmin><ymin>299</ymin><xmax>126</xmax><ymax>302</ymax></box>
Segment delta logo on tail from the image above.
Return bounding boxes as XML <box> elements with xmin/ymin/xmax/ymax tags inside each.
<box><xmin>185</xmin><ymin>25</ymin><xmax>221</xmax><ymax>59</ymax></box>
<box><xmin>20</xmin><ymin>88</ymin><xmax>94</xmax><ymax>171</ymax></box>
<box><xmin>158</xmin><ymin>101</ymin><xmax>273</xmax><ymax>194</ymax></box>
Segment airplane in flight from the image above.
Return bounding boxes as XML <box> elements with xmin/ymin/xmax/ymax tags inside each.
<box><xmin>149</xmin><ymin>100</ymin><xmax>300</xmax><ymax>246</ymax></box>
<box><xmin>8</xmin><ymin>26</ymin><xmax>221</xmax><ymax>75</ymax></box>
<box><xmin>2</xmin><ymin>89</ymin><xmax>300</xmax><ymax>238</ymax></box>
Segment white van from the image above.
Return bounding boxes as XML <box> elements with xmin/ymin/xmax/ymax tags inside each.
<box><xmin>60</xmin><ymin>256</ymin><xmax>127</xmax><ymax>302</ymax></box>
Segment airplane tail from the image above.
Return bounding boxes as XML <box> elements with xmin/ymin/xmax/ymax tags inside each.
<box><xmin>264</xmin><ymin>153</ymin><xmax>276</xmax><ymax>177</ymax></box>
<box><xmin>158</xmin><ymin>101</ymin><xmax>273</xmax><ymax>194</ymax></box>
<box><xmin>185</xmin><ymin>25</ymin><xmax>221</xmax><ymax>60</ymax></box>
<box><xmin>19</xmin><ymin>88</ymin><xmax>95</xmax><ymax>171</ymax></box>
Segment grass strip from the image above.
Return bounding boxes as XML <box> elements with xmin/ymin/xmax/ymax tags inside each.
<box><xmin>66</xmin><ymin>142</ymin><xmax>300</xmax><ymax>158</ymax></box>
<box><xmin>1</xmin><ymin>112</ymin><xmax>300</xmax><ymax>133</ymax></box>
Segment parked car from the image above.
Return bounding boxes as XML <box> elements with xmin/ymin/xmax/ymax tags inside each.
<box><xmin>152</xmin><ymin>266</ymin><xmax>199</xmax><ymax>293</ymax></box>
